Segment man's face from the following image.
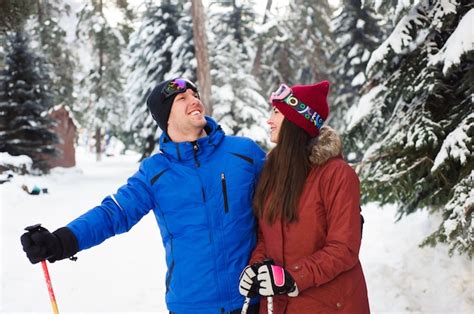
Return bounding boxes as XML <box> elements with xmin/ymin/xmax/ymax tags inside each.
<box><xmin>167</xmin><ymin>88</ymin><xmax>207</xmax><ymax>135</ymax></box>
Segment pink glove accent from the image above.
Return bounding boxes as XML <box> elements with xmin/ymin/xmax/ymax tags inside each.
<box><xmin>271</xmin><ymin>265</ymin><xmax>285</xmax><ymax>287</ymax></box>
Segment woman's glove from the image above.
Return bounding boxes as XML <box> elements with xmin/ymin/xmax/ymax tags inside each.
<box><xmin>257</xmin><ymin>264</ymin><xmax>299</xmax><ymax>297</ymax></box>
<box><xmin>238</xmin><ymin>263</ymin><xmax>262</xmax><ymax>297</ymax></box>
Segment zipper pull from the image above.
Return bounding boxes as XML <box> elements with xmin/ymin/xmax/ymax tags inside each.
<box><xmin>192</xmin><ymin>142</ymin><xmax>200</xmax><ymax>167</ymax></box>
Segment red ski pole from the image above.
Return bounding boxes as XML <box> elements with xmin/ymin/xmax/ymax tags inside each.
<box><xmin>41</xmin><ymin>260</ymin><xmax>60</xmax><ymax>314</ymax></box>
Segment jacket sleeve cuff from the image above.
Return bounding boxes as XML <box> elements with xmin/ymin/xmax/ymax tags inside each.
<box><xmin>53</xmin><ymin>227</ymin><xmax>79</xmax><ymax>260</ymax></box>
<box><xmin>287</xmin><ymin>262</ymin><xmax>315</xmax><ymax>292</ymax></box>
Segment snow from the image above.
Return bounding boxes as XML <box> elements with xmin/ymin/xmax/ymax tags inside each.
<box><xmin>348</xmin><ymin>45</ymin><xmax>360</xmax><ymax>59</ymax></box>
<box><xmin>360</xmin><ymin>204</ymin><xmax>473</xmax><ymax>313</ymax></box>
<box><xmin>431</xmin><ymin>112</ymin><xmax>473</xmax><ymax>172</ymax></box>
<box><xmin>441</xmin><ymin>172</ymin><xmax>474</xmax><ymax>250</ymax></box>
<box><xmin>346</xmin><ymin>84</ymin><xmax>383</xmax><ymax>130</ymax></box>
<box><xmin>357</xmin><ymin>19</ymin><xmax>365</xmax><ymax>29</ymax></box>
<box><xmin>1</xmin><ymin>149</ymin><xmax>473</xmax><ymax>313</ymax></box>
<box><xmin>92</xmin><ymin>22</ymin><xmax>103</xmax><ymax>33</ymax></box>
<box><xmin>1</xmin><ymin>149</ymin><xmax>165</xmax><ymax>313</ymax></box>
<box><xmin>366</xmin><ymin>14</ymin><xmax>411</xmax><ymax>71</ymax></box>
<box><xmin>429</xmin><ymin>9</ymin><xmax>474</xmax><ymax>75</ymax></box>
<box><xmin>366</xmin><ymin>0</ymin><xmax>432</xmax><ymax>73</ymax></box>
<box><xmin>350</xmin><ymin>57</ymin><xmax>361</xmax><ymax>65</ymax></box>
<box><xmin>0</xmin><ymin>153</ymin><xmax>32</xmax><ymax>168</ymax></box>
<box><xmin>351</xmin><ymin>71</ymin><xmax>366</xmax><ymax>86</ymax></box>
<box><xmin>431</xmin><ymin>0</ymin><xmax>457</xmax><ymax>30</ymax></box>
<box><xmin>395</xmin><ymin>0</ymin><xmax>415</xmax><ymax>16</ymax></box>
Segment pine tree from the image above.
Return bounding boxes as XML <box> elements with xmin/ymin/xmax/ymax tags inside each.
<box><xmin>208</xmin><ymin>0</ymin><xmax>270</xmax><ymax>148</ymax></box>
<box><xmin>364</xmin><ymin>0</ymin><xmax>415</xmax><ymax>24</ymax></box>
<box><xmin>76</xmin><ymin>0</ymin><xmax>128</xmax><ymax>160</ymax></box>
<box><xmin>330</xmin><ymin>0</ymin><xmax>383</xmax><ymax>134</ymax></box>
<box><xmin>0</xmin><ymin>30</ymin><xmax>58</xmax><ymax>171</ymax></box>
<box><xmin>254</xmin><ymin>10</ymin><xmax>297</xmax><ymax>97</ymax></box>
<box><xmin>0</xmin><ymin>0</ymin><xmax>34</xmax><ymax>33</ymax></box>
<box><xmin>256</xmin><ymin>0</ymin><xmax>334</xmax><ymax>97</ymax></box>
<box><xmin>124</xmin><ymin>0</ymin><xmax>196</xmax><ymax>153</ymax></box>
<box><xmin>346</xmin><ymin>0</ymin><xmax>473</xmax><ymax>257</ymax></box>
<box><xmin>0</xmin><ymin>33</ymin><xmax>5</xmax><ymax>69</ymax></box>
<box><xmin>114</xmin><ymin>0</ymin><xmax>135</xmax><ymax>44</ymax></box>
<box><xmin>287</xmin><ymin>0</ymin><xmax>334</xmax><ymax>84</ymax></box>
<box><xmin>32</xmin><ymin>0</ymin><xmax>75</xmax><ymax>108</ymax></box>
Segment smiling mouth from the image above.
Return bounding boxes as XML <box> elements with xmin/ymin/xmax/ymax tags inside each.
<box><xmin>188</xmin><ymin>110</ymin><xmax>201</xmax><ymax>116</ymax></box>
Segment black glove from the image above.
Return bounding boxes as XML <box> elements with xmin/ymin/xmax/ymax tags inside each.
<box><xmin>257</xmin><ymin>264</ymin><xmax>299</xmax><ymax>297</ymax></box>
<box><xmin>20</xmin><ymin>224</ymin><xmax>78</xmax><ymax>264</ymax></box>
<box><xmin>238</xmin><ymin>262</ymin><xmax>262</xmax><ymax>298</ymax></box>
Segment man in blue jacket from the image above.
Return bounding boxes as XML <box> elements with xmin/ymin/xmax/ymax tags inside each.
<box><xmin>20</xmin><ymin>78</ymin><xmax>265</xmax><ymax>314</ymax></box>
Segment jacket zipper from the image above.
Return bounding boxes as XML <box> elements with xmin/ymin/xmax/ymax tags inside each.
<box><xmin>175</xmin><ymin>143</ymin><xmax>181</xmax><ymax>160</ymax></box>
<box><xmin>192</xmin><ymin>142</ymin><xmax>200</xmax><ymax>168</ymax></box>
<box><xmin>221</xmin><ymin>173</ymin><xmax>229</xmax><ymax>213</ymax></box>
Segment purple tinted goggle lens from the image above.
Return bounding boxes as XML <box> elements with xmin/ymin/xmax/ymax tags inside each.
<box><xmin>162</xmin><ymin>78</ymin><xmax>197</xmax><ymax>98</ymax></box>
<box><xmin>270</xmin><ymin>84</ymin><xmax>292</xmax><ymax>102</ymax></box>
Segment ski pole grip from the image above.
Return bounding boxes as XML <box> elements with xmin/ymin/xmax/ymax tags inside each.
<box><xmin>24</xmin><ymin>224</ymin><xmax>56</xmax><ymax>261</ymax></box>
<box><xmin>25</xmin><ymin>223</ymin><xmax>43</xmax><ymax>232</ymax></box>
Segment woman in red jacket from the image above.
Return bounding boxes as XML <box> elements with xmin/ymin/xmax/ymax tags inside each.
<box><xmin>239</xmin><ymin>81</ymin><xmax>370</xmax><ymax>313</ymax></box>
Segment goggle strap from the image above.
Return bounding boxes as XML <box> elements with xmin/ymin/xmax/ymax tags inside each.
<box><xmin>281</xmin><ymin>94</ymin><xmax>324</xmax><ymax>129</ymax></box>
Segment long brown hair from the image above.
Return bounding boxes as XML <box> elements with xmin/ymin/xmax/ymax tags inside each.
<box><xmin>253</xmin><ymin>118</ymin><xmax>311</xmax><ymax>224</ymax></box>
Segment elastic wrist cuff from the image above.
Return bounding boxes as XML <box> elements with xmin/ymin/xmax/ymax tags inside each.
<box><xmin>53</xmin><ymin>227</ymin><xmax>79</xmax><ymax>260</ymax></box>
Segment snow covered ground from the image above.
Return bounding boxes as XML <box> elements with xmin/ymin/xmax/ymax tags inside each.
<box><xmin>1</xmin><ymin>149</ymin><xmax>473</xmax><ymax>313</ymax></box>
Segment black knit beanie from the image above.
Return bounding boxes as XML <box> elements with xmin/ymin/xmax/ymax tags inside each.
<box><xmin>146</xmin><ymin>78</ymin><xmax>199</xmax><ymax>132</ymax></box>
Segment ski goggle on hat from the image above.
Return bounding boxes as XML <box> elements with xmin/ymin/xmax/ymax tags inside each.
<box><xmin>270</xmin><ymin>84</ymin><xmax>325</xmax><ymax>130</ymax></box>
<box><xmin>162</xmin><ymin>78</ymin><xmax>199</xmax><ymax>98</ymax></box>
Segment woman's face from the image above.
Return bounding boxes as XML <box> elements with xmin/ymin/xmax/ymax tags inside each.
<box><xmin>267</xmin><ymin>107</ymin><xmax>284</xmax><ymax>143</ymax></box>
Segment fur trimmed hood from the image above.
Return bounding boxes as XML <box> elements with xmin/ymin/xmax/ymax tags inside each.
<box><xmin>308</xmin><ymin>126</ymin><xmax>343</xmax><ymax>166</ymax></box>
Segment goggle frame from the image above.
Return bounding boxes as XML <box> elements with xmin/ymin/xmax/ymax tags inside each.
<box><xmin>162</xmin><ymin>78</ymin><xmax>198</xmax><ymax>98</ymax></box>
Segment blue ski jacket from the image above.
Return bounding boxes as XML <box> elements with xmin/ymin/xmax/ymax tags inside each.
<box><xmin>67</xmin><ymin>117</ymin><xmax>266</xmax><ymax>313</ymax></box>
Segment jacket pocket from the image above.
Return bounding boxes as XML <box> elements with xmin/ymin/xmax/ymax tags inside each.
<box><xmin>165</xmin><ymin>237</ymin><xmax>175</xmax><ymax>293</ymax></box>
<box><xmin>221</xmin><ymin>172</ymin><xmax>229</xmax><ymax>213</ymax></box>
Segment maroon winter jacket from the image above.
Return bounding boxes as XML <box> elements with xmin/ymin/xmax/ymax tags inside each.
<box><xmin>250</xmin><ymin>127</ymin><xmax>370</xmax><ymax>314</ymax></box>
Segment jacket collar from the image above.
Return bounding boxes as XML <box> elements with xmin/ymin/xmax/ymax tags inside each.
<box><xmin>159</xmin><ymin>116</ymin><xmax>224</xmax><ymax>163</ymax></box>
<box><xmin>308</xmin><ymin>126</ymin><xmax>343</xmax><ymax>166</ymax></box>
